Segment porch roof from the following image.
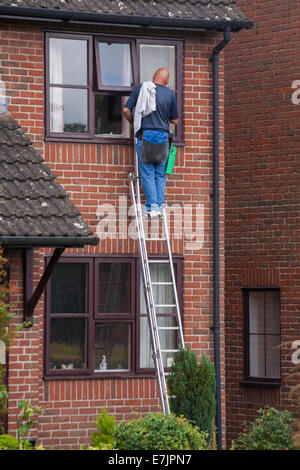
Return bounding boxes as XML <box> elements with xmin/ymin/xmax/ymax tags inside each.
<box><xmin>0</xmin><ymin>112</ymin><xmax>99</xmax><ymax>247</ymax></box>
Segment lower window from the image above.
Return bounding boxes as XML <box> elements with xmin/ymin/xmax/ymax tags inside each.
<box><xmin>45</xmin><ymin>256</ymin><xmax>182</xmax><ymax>377</ymax></box>
<box><xmin>244</xmin><ymin>288</ymin><xmax>281</xmax><ymax>384</ymax></box>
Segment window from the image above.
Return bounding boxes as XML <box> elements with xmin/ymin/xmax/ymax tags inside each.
<box><xmin>244</xmin><ymin>288</ymin><xmax>281</xmax><ymax>385</ymax></box>
<box><xmin>45</xmin><ymin>33</ymin><xmax>183</xmax><ymax>143</ymax></box>
<box><xmin>47</xmin><ymin>35</ymin><xmax>90</xmax><ymax>136</ymax></box>
<box><xmin>139</xmin><ymin>262</ymin><xmax>179</xmax><ymax>371</ymax></box>
<box><xmin>45</xmin><ymin>256</ymin><xmax>182</xmax><ymax>377</ymax></box>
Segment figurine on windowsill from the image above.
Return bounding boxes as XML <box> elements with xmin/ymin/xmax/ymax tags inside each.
<box><xmin>99</xmin><ymin>355</ymin><xmax>107</xmax><ymax>370</ymax></box>
<box><xmin>61</xmin><ymin>363</ymin><xmax>73</xmax><ymax>369</ymax></box>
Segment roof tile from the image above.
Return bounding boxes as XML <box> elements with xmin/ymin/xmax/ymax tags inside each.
<box><xmin>0</xmin><ymin>112</ymin><xmax>95</xmax><ymax>240</ymax></box>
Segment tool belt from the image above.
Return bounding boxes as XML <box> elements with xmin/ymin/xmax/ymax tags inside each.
<box><xmin>141</xmin><ymin>130</ymin><xmax>168</xmax><ymax>165</ymax></box>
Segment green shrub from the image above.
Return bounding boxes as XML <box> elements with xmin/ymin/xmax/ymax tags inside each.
<box><xmin>0</xmin><ymin>434</ymin><xmax>32</xmax><ymax>450</ymax></box>
<box><xmin>167</xmin><ymin>346</ymin><xmax>216</xmax><ymax>441</ymax></box>
<box><xmin>114</xmin><ymin>412</ymin><xmax>208</xmax><ymax>450</ymax></box>
<box><xmin>234</xmin><ymin>406</ymin><xmax>295</xmax><ymax>450</ymax></box>
<box><xmin>91</xmin><ymin>408</ymin><xmax>115</xmax><ymax>450</ymax></box>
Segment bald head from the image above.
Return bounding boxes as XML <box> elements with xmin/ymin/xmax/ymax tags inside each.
<box><xmin>153</xmin><ymin>68</ymin><xmax>170</xmax><ymax>86</ymax></box>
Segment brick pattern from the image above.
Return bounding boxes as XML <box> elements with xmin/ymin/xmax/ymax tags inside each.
<box><xmin>225</xmin><ymin>0</ymin><xmax>300</xmax><ymax>446</ymax></box>
<box><xmin>1</xmin><ymin>21</ymin><xmax>226</xmax><ymax>448</ymax></box>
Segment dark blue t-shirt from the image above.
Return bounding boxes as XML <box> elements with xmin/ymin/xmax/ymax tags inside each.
<box><xmin>124</xmin><ymin>83</ymin><xmax>178</xmax><ymax>137</ymax></box>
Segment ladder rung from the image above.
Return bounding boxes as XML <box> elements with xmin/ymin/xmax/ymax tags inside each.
<box><xmin>144</xmin><ymin>237</ymin><xmax>167</xmax><ymax>241</ymax></box>
<box><xmin>158</xmin><ymin>326</ymin><xmax>179</xmax><ymax>330</ymax></box>
<box><xmin>155</xmin><ymin>304</ymin><xmax>176</xmax><ymax>308</ymax></box>
<box><xmin>161</xmin><ymin>349</ymin><xmax>179</xmax><ymax>353</ymax></box>
<box><xmin>151</xmin><ymin>281</ymin><xmax>173</xmax><ymax>285</ymax></box>
<box><xmin>148</xmin><ymin>259</ymin><xmax>170</xmax><ymax>263</ymax></box>
<box><xmin>167</xmin><ymin>395</ymin><xmax>176</xmax><ymax>399</ymax></box>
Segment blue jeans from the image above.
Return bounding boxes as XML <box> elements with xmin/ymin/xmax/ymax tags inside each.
<box><xmin>135</xmin><ymin>136</ymin><xmax>168</xmax><ymax>212</ymax></box>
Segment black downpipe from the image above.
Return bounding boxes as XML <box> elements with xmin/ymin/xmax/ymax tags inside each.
<box><xmin>211</xmin><ymin>26</ymin><xmax>231</xmax><ymax>451</ymax></box>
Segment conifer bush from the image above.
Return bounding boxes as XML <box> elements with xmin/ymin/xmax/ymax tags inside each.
<box><xmin>167</xmin><ymin>346</ymin><xmax>216</xmax><ymax>441</ymax></box>
<box><xmin>114</xmin><ymin>413</ymin><xmax>208</xmax><ymax>450</ymax></box>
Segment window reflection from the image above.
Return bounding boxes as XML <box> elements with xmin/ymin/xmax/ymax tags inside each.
<box><xmin>50</xmin><ymin>88</ymin><xmax>88</xmax><ymax>133</ymax></box>
<box><xmin>50</xmin><ymin>318</ymin><xmax>87</xmax><ymax>370</ymax></box>
<box><xmin>98</xmin><ymin>42</ymin><xmax>133</xmax><ymax>87</ymax></box>
<box><xmin>50</xmin><ymin>263</ymin><xmax>88</xmax><ymax>314</ymax></box>
<box><xmin>49</xmin><ymin>38</ymin><xmax>87</xmax><ymax>86</ymax></box>
<box><xmin>98</xmin><ymin>262</ymin><xmax>131</xmax><ymax>314</ymax></box>
<box><xmin>94</xmin><ymin>322</ymin><xmax>130</xmax><ymax>371</ymax></box>
<box><xmin>95</xmin><ymin>95</ymin><xmax>130</xmax><ymax>137</ymax></box>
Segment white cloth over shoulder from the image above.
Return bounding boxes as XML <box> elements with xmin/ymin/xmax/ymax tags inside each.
<box><xmin>134</xmin><ymin>81</ymin><xmax>156</xmax><ymax>135</ymax></box>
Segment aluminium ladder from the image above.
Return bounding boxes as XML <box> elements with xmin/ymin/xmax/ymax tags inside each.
<box><xmin>128</xmin><ymin>146</ymin><xmax>185</xmax><ymax>416</ymax></box>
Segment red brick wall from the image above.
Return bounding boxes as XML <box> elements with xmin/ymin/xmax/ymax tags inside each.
<box><xmin>225</xmin><ymin>1</ymin><xmax>300</xmax><ymax>446</ymax></box>
<box><xmin>1</xmin><ymin>20</ymin><xmax>226</xmax><ymax>449</ymax></box>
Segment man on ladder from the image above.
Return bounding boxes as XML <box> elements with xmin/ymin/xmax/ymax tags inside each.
<box><xmin>123</xmin><ymin>67</ymin><xmax>179</xmax><ymax>219</ymax></box>
<box><xmin>123</xmin><ymin>68</ymin><xmax>184</xmax><ymax>416</ymax></box>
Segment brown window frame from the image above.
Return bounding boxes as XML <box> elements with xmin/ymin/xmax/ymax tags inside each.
<box><xmin>136</xmin><ymin>256</ymin><xmax>183</xmax><ymax>375</ymax></box>
<box><xmin>44</xmin><ymin>257</ymin><xmax>94</xmax><ymax>377</ymax></box>
<box><xmin>44</xmin><ymin>255</ymin><xmax>183</xmax><ymax>380</ymax></box>
<box><xmin>45</xmin><ymin>33</ymin><xmax>94</xmax><ymax>140</ymax></box>
<box><xmin>243</xmin><ymin>287</ymin><xmax>281</xmax><ymax>387</ymax></box>
<box><xmin>137</xmin><ymin>38</ymin><xmax>183</xmax><ymax>144</ymax></box>
<box><xmin>45</xmin><ymin>31</ymin><xmax>184</xmax><ymax>145</ymax></box>
<box><xmin>94</xmin><ymin>37</ymin><xmax>137</xmax><ymax>93</ymax></box>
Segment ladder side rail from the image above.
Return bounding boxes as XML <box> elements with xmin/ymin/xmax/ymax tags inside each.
<box><xmin>129</xmin><ymin>174</ymin><xmax>170</xmax><ymax>414</ymax></box>
<box><xmin>162</xmin><ymin>209</ymin><xmax>185</xmax><ymax>348</ymax></box>
<box><xmin>136</xmin><ymin>197</ymin><xmax>170</xmax><ymax>415</ymax></box>
<box><xmin>132</xmin><ymin>144</ymin><xmax>170</xmax><ymax>414</ymax></box>
<box><xmin>133</xmin><ymin>148</ymin><xmax>170</xmax><ymax>411</ymax></box>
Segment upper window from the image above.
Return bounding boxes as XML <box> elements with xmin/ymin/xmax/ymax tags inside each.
<box><xmin>45</xmin><ymin>256</ymin><xmax>182</xmax><ymax>378</ymax></box>
<box><xmin>244</xmin><ymin>288</ymin><xmax>281</xmax><ymax>385</ymax></box>
<box><xmin>45</xmin><ymin>33</ymin><xmax>183</xmax><ymax>143</ymax></box>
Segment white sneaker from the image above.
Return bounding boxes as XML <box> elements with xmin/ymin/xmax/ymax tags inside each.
<box><xmin>141</xmin><ymin>207</ymin><xmax>163</xmax><ymax>219</ymax></box>
<box><xmin>148</xmin><ymin>210</ymin><xmax>162</xmax><ymax>219</ymax></box>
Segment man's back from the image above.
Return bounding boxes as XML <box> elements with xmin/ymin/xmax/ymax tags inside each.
<box><xmin>124</xmin><ymin>83</ymin><xmax>178</xmax><ymax>136</ymax></box>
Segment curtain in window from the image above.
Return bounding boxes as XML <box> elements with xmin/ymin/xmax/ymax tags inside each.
<box><xmin>49</xmin><ymin>39</ymin><xmax>63</xmax><ymax>132</ymax></box>
<box><xmin>122</xmin><ymin>44</ymin><xmax>132</xmax><ymax>87</ymax></box>
<box><xmin>139</xmin><ymin>45</ymin><xmax>176</xmax><ymax>90</ymax></box>
<box><xmin>249</xmin><ymin>290</ymin><xmax>280</xmax><ymax>379</ymax></box>
<box><xmin>140</xmin><ymin>263</ymin><xmax>175</xmax><ymax>368</ymax></box>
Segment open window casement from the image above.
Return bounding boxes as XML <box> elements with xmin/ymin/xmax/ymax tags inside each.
<box><xmin>94</xmin><ymin>38</ymin><xmax>137</xmax><ymax>92</ymax></box>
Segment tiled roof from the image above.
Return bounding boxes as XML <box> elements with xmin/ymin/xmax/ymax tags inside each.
<box><xmin>0</xmin><ymin>1</ymin><xmax>252</xmax><ymax>30</ymax></box>
<box><xmin>0</xmin><ymin>112</ymin><xmax>98</xmax><ymax>246</ymax></box>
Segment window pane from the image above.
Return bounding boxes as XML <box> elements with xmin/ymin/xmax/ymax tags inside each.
<box><xmin>266</xmin><ymin>335</ymin><xmax>281</xmax><ymax>378</ymax></box>
<box><xmin>265</xmin><ymin>291</ymin><xmax>280</xmax><ymax>334</ymax></box>
<box><xmin>50</xmin><ymin>38</ymin><xmax>87</xmax><ymax>86</ymax></box>
<box><xmin>50</xmin><ymin>318</ymin><xmax>87</xmax><ymax>370</ymax></box>
<box><xmin>50</xmin><ymin>263</ymin><xmax>87</xmax><ymax>314</ymax></box>
<box><xmin>140</xmin><ymin>44</ymin><xmax>176</xmax><ymax>90</ymax></box>
<box><xmin>140</xmin><ymin>316</ymin><xmax>176</xmax><ymax>368</ymax></box>
<box><xmin>98</xmin><ymin>263</ymin><xmax>131</xmax><ymax>314</ymax></box>
<box><xmin>94</xmin><ymin>322</ymin><xmax>130</xmax><ymax>371</ymax></box>
<box><xmin>50</xmin><ymin>87</ymin><xmax>88</xmax><ymax>133</ymax></box>
<box><xmin>95</xmin><ymin>95</ymin><xmax>130</xmax><ymax>137</ymax></box>
<box><xmin>249</xmin><ymin>291</ymin><xmax>265</xmax><ymax>334</ymax></box>
<box><xmin>140</xmin><ymin>263</ymin><xmax>176</xmax><ymax>315</ymax></box>
<box><xmin>249</xmin><ymin>334</ymin><xmax>265</xmax><ymax>377</ymax></box>
<box><xmin>98</xmin><ymin>42</ymin><xmax>133</xmax><ymax>87</ymax></box>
